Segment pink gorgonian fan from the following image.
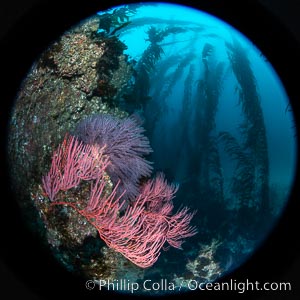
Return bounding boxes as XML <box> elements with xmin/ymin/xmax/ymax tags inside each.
<box><xmin>51</xmin><ymin>174</ymin><xmax>197</xmax><ymax>268</ymax></box>
<box><xmin>43</xmin><ymin>134</ymin><xmax>197</xmax><ymax>268</ymax></box>
<box><xmin>42</xmin><ymin>134</ymin><xmax>109</xmax><ymax>201</ymax></box>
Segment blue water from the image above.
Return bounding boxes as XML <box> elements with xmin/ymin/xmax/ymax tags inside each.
<box><xmin>96</xmin><ymin>2</ymin><xmax>297</xmax><ymax>293</ymax></box>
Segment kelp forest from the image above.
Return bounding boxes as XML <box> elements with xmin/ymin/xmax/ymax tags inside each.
<box><xmin>96</xmin><ymin>5</ymin><xmax>296</xmax><ymax>269</ymax></box>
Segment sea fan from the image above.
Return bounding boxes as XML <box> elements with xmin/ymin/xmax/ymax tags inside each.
<box><xmin>74</xmin><ymin>113</ymin><xmax>153</xmax><ymax>200</ymax></box>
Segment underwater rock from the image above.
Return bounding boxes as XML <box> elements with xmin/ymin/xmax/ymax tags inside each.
<box><xmin>7</xmin><ymin>14</ymin><xmax>134</xmax><ymax>280</ymax></box>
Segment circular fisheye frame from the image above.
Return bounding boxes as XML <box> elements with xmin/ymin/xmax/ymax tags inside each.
<box><xmin>5</xmin><ymin>1</ymin><xmax>298</xmax><ymax>298</ymax></box>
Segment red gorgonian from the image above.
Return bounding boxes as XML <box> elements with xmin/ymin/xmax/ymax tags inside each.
<box><xmin>42</xmin><ymin>133</ymin><xmax>197</xmax><ymax>268</ymax></box>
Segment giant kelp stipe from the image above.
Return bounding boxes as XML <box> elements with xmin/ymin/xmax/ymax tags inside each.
<box><xmin>6</xmin><ymin>2</ymin><xmax>297</xmax><ymax>297</ymax></box>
